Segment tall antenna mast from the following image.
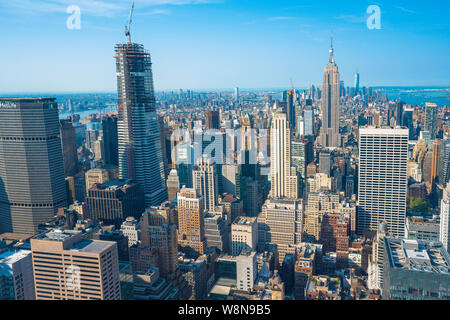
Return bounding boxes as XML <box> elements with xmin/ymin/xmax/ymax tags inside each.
<box><xmin>125</xmin><ymin>1</ymin><xmax>135</xmax><ymax>43</ymax></box>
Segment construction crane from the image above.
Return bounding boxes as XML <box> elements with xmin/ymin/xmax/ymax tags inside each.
<box><xmin>125</xmin><ymin>1</ymin><xmax>135</xmax><ymax>43</ymax></box>
<box><xmin>290</xmin><ymin>78</ymin><xmax>295</xmax><ymax>92</ymax></box>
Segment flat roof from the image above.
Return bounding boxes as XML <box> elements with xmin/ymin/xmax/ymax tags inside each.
<box><xmin>0</xmin><ymin>250</ymin><xmax>31</xmax><ymax>277</ymax></box>
<box><xmin>70</xmin><ymin>239</ymin><xmax>111</xmax><ymax>253</ymax></box>
<box><xmin>386</xmin><ymin>238</ymin><xmax>450</xmax><ymax>274</ymax></box>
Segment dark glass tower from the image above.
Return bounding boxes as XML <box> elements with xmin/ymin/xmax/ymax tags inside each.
<box><xmin>115</xmin><ymin>42</ymin><xmax>167</xmax><ymax>206</ymax></box>
<box><xmin>0</xmin><ymin>98</ymin><xmax>67</xmax><ymax>234</ymax></box>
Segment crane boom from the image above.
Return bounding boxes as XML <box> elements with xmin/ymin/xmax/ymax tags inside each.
<box><xmin>125</xmin><ymin>1</ymin><xmax>135</xmax><ymax>43</ymax></box>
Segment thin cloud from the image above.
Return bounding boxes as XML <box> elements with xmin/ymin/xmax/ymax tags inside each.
<box><xmin>393</xmin><ymin>5</ymin><xmax>417</xmax><ymax>14</ymax></box>
<box><xmin>0</xmin><ymin>0</ymin><xmax>220</xmax><ymax>18</ymax></box>
<box><xmin>268</xmin><ymin>16</ymin><xmax>297</xmax><ymax>22</ymax></box>
<box><xmin>335</xmin><ymin>14</ymin><xmax>366</xmax><ymax>24</ymax></box>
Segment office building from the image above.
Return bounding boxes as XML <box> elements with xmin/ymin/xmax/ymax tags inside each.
<box><xmin>0</xmin><ymin>98</ymin><xmax>67</xmax><ymax>234</ymax></box>
<box><xmin>319</xmin><ymin>40</ymin><xmax>340</xmax><ymax>148</ymax></box>
<box><xmin>383</xmin><ymin>238</ymin><xmax>450</xmax><ymax>300</ymax></box>
<box><xmin>177</xmin><ymin>188</ymin><xmax>207</xmax><ymax>256</ymax></box>
<box><xmin>205</xmin><ymin>110</ymin><xmax>220</xmax><ymax>130</ymax></box>
<box><xmin>0</xmin><ymin>250</ymin><xmax>35</xmax><ymax>300</ymax></box>
<box><xmin>193</xmin><ymin>157</ymin><xmax>218</xmax><ymax>212</ymax></box>
<box><xmin>85</xmin><ymin>168</ymin><xmax>110</xmax><ymax>191</ymax></box>
<box><xmin>137</xmin><ymin>204</ymin><xmax>178</xmax><ymax>279</ymax></box>
<box><xmin>236</xmin><ymin>250</ymin><xmax>257</xmax><ymax>292</ymax></box>
<box><xmin>441</xmin><ymin>191</ymin><xmax>450</xmax><ymax>253</ymax></box>
<box><xmin>270</xmin><ymin>111</ymin><xmax>299</xmax><ymax>199</ymax></box>
<box><xmin>357</xmin><ymin>128</ymin><xmax>409</xmax><ymax>237</ymax></box>
<box><xmin>439</xmin><ymin>139</ymin><xmax>450</xmax><ymax>187</ymax></box>
<box><xmin>60</xmin><ymin>119</ymin><xmax>78</xmax><ymax>177</ymax></box>
<box><xmin>120</xmin><ymin>216</ymin><xmax>140</xmax><ymax>247</ymax></box>
<box><xmin>115</xmin><ymin>42</ymin><xmax>167</xmax><ymax>207</ymax></box>
<box><xmin>86</xmin><ymin>179</ymin><xmax>145</xmax><ymax>227</ymax></box>
<box><xmin>424</xmin><ymin>102</ymin><xmax>438</xmax><ymax>139</ymax></box>
<box><xmin>166</xmin><ymin>169</ymin><xmax>180</xmax><ymax>202</ymax></box>
<box><xmin>303</xmin><ymin>192</ymin><xmax>339</xmax><ymax>242</ymax></box>
<box><xmin>231</xmin><ymin>216</ymin><xmax>258</xmax><ymax>256</ymax></box>
<box><xmin>204</xmin><ymin>213</ymin><xmax>227</xmax><ymax>252</ymax></box>
<box><xmin>102</xmin><ymin>115</ymin><xmax>119</xmax><ymax>166</ymax></box>
<box><xmin>31</xmin><ymin>230</ymin><xmax>121</xmax><ymax>300</ymax></box>
<box><xmin>406</xmin><ymin>216</ymin><xmax>440</xmax><ymax>242</ymax></box>
<box><xmin>258</xmin><ymin>198</ymin><xmax>303</xmax><ymax>263</ymax></box>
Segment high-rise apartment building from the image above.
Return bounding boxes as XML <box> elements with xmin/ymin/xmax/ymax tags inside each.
<box><xmin>319</xmin><ymin>40</ymin><xmax>340</xmax><ymax>148</ymax></box>
<box><xmin>357</xmin><ymin>128</ymin><xmax>409</xmax><ymax>237</ymax></box>
<box><xmin>177</xmin><ymin>188</ymin><xmax>207</xmax><ymax>256</ymax></box>
<box><xmin>31</xmin><ymin>230</ymin><xmax>121</xmax><ymax>300</ymax></box>
<box><xmin>270</xmin><ymin>111</ymin><xmax>299</xmax><ymax>199</ymax></box>
<box><xmin>0</xmin><ymin>98</ymin><xmax>67</xmax><ymax>234</ymax></box>
<box><xmin>115</xmin><ymin>42</ymin><xmax>167</xmax><ymax>207</ymax></box>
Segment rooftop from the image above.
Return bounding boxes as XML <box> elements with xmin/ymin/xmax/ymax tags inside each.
<box><xmin>0</xmin><ymin>250</ymin><xmax>31</xmax><ymax>277</ymax></box>
<box><xmin>385</xmin><ymin>238</ymin><xmax>450</xmax><ymax>274</ymax></box>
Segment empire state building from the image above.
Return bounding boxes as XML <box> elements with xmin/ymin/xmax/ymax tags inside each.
<box><xmin>320</xmin><ymin>39</ymin><xmax>340</xmax><ymax>148</ymax></box>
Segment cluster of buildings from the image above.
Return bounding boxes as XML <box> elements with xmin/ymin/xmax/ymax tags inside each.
<box><xmin>1</xmin><ymin>31</ymin><xmax>450</xmax><ymax>301</ymax></box>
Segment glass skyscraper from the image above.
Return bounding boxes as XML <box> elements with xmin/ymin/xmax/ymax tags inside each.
<box><xmin>0</xmin><ymin>98</ymin><xmax>67</xmax><ymax>234</ymax></box>
<box><xmin>115</xmin><ymin>42</ymin><xmax>167</xmax><ymax>207</ymax></box>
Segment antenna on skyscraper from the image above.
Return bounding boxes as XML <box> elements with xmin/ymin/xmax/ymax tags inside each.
<box><xmin>125</xmin><ymin>1</ymin><xmax>135</xmax><ymax>43</ymax></box>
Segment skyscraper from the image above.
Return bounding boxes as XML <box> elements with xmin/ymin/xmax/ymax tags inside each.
<box><xmin>60</xmin><ymin>119</ymin><xmax>78</xmax><ymax>177</ymax></box>
<box><xmin>270</xmin><ymin>111</ymin><xmax>298</xmax><ymax>199</ymax></box>
<box><xmin>319</xmin><ymin>39</ymin><xmax>340</xmax><ymax>148</ymax></box>
<box><xmin>354</xmin><ymin>72</ymin><xmax>360</xmax><ymax>95</ymax></box>
<box><xmin>193</xmin><ymin>157</ymin><xmax>218</xmax><ymax>212</ymax></box>
<box><xmin>425</xmin><ymin>102</ymin><xmax>438</xmax><ymax>139</ymax></box>
<box><xmin>31</xmin><ymin>230</ymin><xmax>121</xmax><ymax>300</ymax></box>
<box><xmin>115</xmin><ymin>42</ymin><xmax>167</xmax><ymax>207</ymax></box>
<box><xmin>440</xmin><ymin>186</ymin><xmax>450</xmax><ymax>253</ymax></box>
<box><xmin>286</xmin><ymin>90</ymin><xmax>295</xmax><ymax>132</ymax></box>
<box><xmin>439</xmin><ymin>139</ymin><xmax>450</xmax><ymax>187</ymax></box>
<box><xmin>357</xmin><ymin>128</ymin><xmax>409</xmax><ymax>237</ymax></box>
<box><xmin>177</xmin><ymin>187</ymin><xmax>207</xmax><ymax>256</ymax></box>
<box><xmin>0</xmin><ymin>98</ymin><xmax>67</xmax><ymax>234</ymax></box>
<box><xmin>205</xmin><ymin>110</ymin><xmax>220</xmax><ymax>130</ymax></box>
<box><xmin>102</xmin><ymin>115</ymin><xmax>119</xmax><ymax>166</ymax></box>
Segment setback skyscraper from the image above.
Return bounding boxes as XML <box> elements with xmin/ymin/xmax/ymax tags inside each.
<box><xmin>0</xmin><ymin>98</ymin><xmax>67</xmax><ymax>234</ymax></box>
<box><xmin>115</xmin><ymin>41</ymin><xmax>167</xmax><ymax>207</ymax></box>
<box><xmin>320</xmin><ymin>39</ymin><xmax>340</xmax><ymax>148</ymax></box>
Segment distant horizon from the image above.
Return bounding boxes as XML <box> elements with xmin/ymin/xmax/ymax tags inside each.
<box><xmin>1</xmin><ymin>1</ymin><xmax>449</xmax><ymax>93</ymax></box>
<box><xmin>2</xmin><ymin>85</ymin><xmax>450</xmax><ymax>96</ymax></box>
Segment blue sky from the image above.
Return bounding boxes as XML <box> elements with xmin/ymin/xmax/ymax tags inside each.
<box><xmin>0</xmin><ymin>0</ymin><xmax>449</xmax><ymax>93</ymax></box>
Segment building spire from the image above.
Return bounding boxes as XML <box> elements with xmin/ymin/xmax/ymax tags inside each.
<box><xmin>329</xmin><ymin>36</ymin><xmax>335</xmax><ymax>64</ymax></box>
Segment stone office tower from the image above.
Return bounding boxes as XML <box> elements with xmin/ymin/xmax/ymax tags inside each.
<box><xmin>0</xmin><ymin>98</ymin><xmax>67</xmax><ymax>234</ymax></box>
<box><xmin>115</xmin><ymin>41</ymin><xmax>167</xmax><ymax>207</ymax></box>
<box><xmin>320</xmin><ymin>39</ymin><xmax>340</xmax><ymax>148</ymax></box>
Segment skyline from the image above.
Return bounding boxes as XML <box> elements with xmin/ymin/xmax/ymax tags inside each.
<box><xmin>1</xmin><ymin>0</ymin><xmax>450</xmax><ymax>93</ymax></box>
